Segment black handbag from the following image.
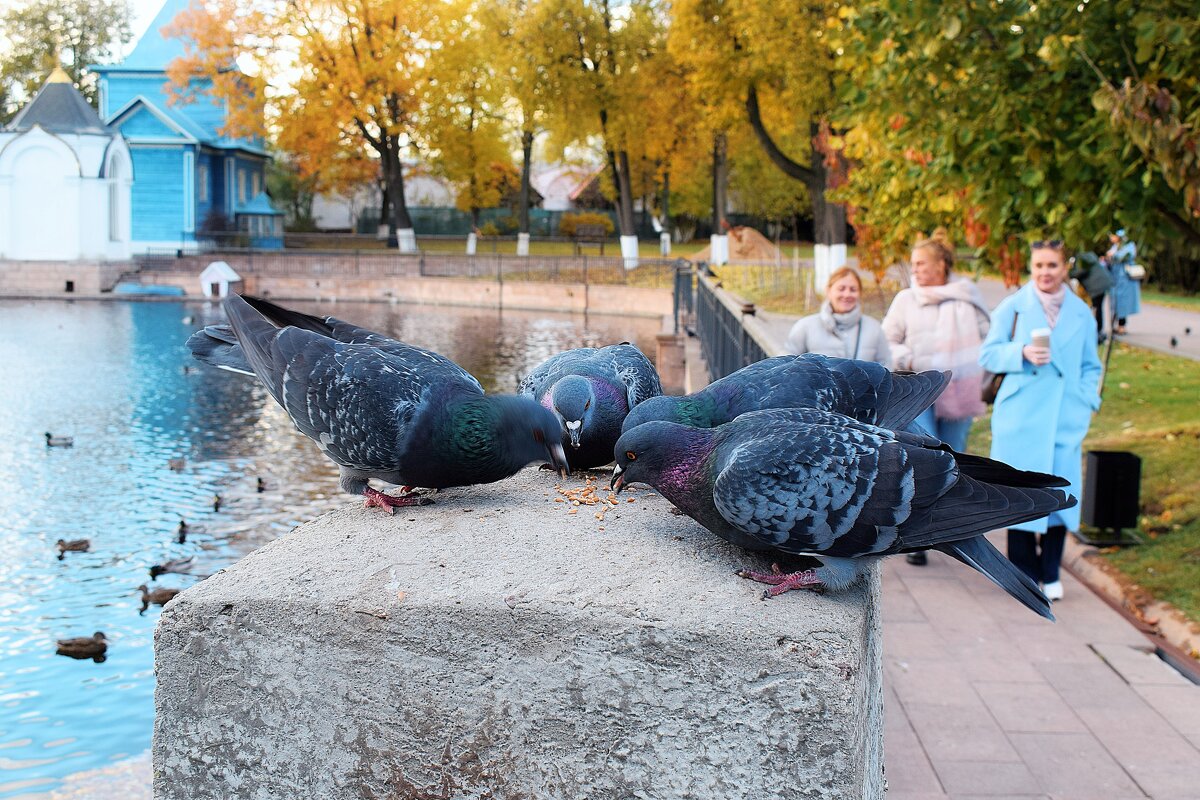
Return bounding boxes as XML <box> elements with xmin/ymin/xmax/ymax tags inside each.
<box><xmin>981</xmin><ymin>312</ymin><xmax>1019</xmax><ymax>405</ymax></box>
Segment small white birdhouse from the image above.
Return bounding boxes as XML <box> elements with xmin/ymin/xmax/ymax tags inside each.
<box><xmin>199</xmin><ymin>261</ymin><xmax>243</xmax><ymax>299</ymax></box>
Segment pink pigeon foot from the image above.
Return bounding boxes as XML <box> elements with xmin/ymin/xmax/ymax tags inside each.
<box><xmin>736</xmin><ymin>563</ymin><xmax>825</xmax><ymax>599</ymax></box>
<box><xmin>363</xmin><ymin>486</ymin><xmax>432</xmax><ymax>514</ymax></box>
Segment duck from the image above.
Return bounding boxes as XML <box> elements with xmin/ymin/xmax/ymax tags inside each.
<box><xmin>167</xmin><ymin>457</ymin><xmax>186</xmax><ymax>471</ymax></box>
<box><xmin>256</xmin><ymin>477</ymin><xmax>266</xmax><ymax>493</ymax></box>
<box><xmin>177</xmin><ymin>519</ymin><xmax>189</xmax><ymax>544</ymax></box>
<box><xmin>56</xmin><ymin>632</ymin><xmax>107</xmax><ymax>661</ymax></box>
<box><xmin>45</xmin><ymin>432</ymin><xmax>74</xmax><ymax>447</ymax></box>
<box><xmin>149</xmin><ymin>556</ymin><xmax>195</xmax><ymax>580</ymax></box>
<box><xmin>137</xmin><ymin>584</ymin><xmax>182</xmax><ymax>614</ymax></box>
<box><xmin>212</xmin><ymin>494</ymin><xmax>222</xmax><ymax>512</ymax></box>
<box><xmin>56</xmin><ymin>538</ymin><xmax>90</xmax><ymax>560</ymax></box>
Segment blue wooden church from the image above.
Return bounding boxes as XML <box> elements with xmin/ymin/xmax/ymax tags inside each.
<box><xmin>91</xmin><ymin>0</ymin><xmax>282</xmax><ymax>251</ymax></box>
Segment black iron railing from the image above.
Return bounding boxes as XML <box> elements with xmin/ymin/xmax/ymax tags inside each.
<box><xmin>694</xmin><ymin>271</ymin><xmax>770</xmax><ymax>380</ymax></box>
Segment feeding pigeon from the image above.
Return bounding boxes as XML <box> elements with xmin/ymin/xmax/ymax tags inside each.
<box><xmin>612</xmin><ymin>408</ymin><xmax>1074</xmax><ymax>619</ymax></box>
<box><xmin>621</xmin><ymin>354</ymin><xmax>948</xmax><ymax>435</ymax></box>
<box><xmin>519</xmin><ymin>343</ymin><xmax>662</xmax><ymax>469</ymax></box>
<box><xmin>187</xmin><ymin>295</ymin><xmax>569</xmax><ymax>512</ymax></box>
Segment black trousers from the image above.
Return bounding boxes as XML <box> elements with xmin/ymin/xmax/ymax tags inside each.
<box><xmin>1007</xmin><ymin>525</ymin><xmax>1067</xmax><ymax>584</ymax></box>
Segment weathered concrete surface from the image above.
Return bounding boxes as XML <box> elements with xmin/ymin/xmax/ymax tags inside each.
<box><xmin>153</xmin><ymin>468</ymin><xmax>883</xmax><ymax>799</ymax></box>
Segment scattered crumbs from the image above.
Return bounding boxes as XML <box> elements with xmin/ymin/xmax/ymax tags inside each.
<box><xmin>463</xmin><ymin>508</ymin><xmax>474</xmax><ymax>513</ymax></box>
<box><xmin>568</xmin><ymin>509</ymin><xmax>578</xmax><ymax>515</ymax></box>
<box><xmin>396</xmin><ymin>591</ymin><xmax>406</xmax><ymax>603</ymax></box>
<box><xmin>598</xmin><ymin>526</ymin><xmax>605</xmax><ymax>531</ymax></box>
<box><xmin>594</xmin><ymin>512</ymin><xmax>604</xmax><ymax>520</ymax></box>
<box><xmin>554</xmin><ymin>497</ymin><xmax>564</xmax><ymax>503</ymax></box>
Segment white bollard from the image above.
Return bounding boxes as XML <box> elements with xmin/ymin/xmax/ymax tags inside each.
<box><xmin>466</xmin><ymin>232</ymin><xmax>477</xmax><ymax>256</ymax></box>
<box><xmin>620</xmin><ymin>235</ymin><xmax>640</xmax><ymax>270</ymax></box>
<box><xmin>813</xmin><ymin>243</ymin><xmax>847</xmax><ymax>295</ymax></box>
<box><xmin>516</xmin><ymin>232</ymin><xmax>530</xmax><ymax>257</ymax></box>
<box><xmin>660</xmin><ymin>231</ymin><xmax>671</xmax><ymax>257</ymax></box>
<box><xmin>710</xmin><ymin>234</ymin><xmax>729</xmax><ymax>266</ymax></box>
<box><xmin>396</xmin><ymin>228</ymin><xmax>418</xmax><ymax>253</ymax></box>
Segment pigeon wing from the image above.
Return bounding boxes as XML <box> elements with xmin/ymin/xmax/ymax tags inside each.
<box><xmin>518</xmin><ymin>348</ymin><xmax>598</xmax><ymax>398</ymax></box>
<box><xmin>604</xmin><ymin>343</ymin><xmax>663</xmax><ymax>407</ymax></box>
<box><xmin>712</xmin><ymin>421</ymin><xmax>913</xmax><ymax>555</ymax></box>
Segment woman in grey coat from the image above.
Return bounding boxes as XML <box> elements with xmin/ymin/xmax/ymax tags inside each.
<box><xmin>786</xmin><ymin>267</ymin><xmax>891</xmax><ymax>366</ymax></box>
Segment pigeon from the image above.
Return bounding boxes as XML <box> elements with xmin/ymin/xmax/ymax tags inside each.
<box><xmin>149</xmin><ymin>556</ymin><xmax>195</xmax><ymax>580</ymax></box>
<box><xmin>187</xmin><ymin>295</ymin><xmax>569</xmax><ymax>512</ymax></box>
<box><xmin>137</xmin><ymin>584</ymin><xmax>182</xmax><ymax>614</ymax></box>
<box><xmin>56</xmin><ymin>538</ymin><xmax>90</xmax><ymax>560</ymax></box>
<box><xmin>621</xmin><ymin>354</ymin><xmax>948</xmax><ymax>435</ymax></box>
<box><xmin>519</xmin><ymin>343</ymin><xmax>662</xmax><ymax>469</ymax></box>
<box><xmin>55</xmin><ymin>632</ymin><xmax>107</xmax><ymax>661</ymax></box>
<box><xmin>1170</xmin><ymin>336</ymin><xmax>1178</xmax><ymax>348</ymax></box>
<box><xmin>611</xmin><ymin>408</ymin><xmax>1075</xmax><ymax>620</ymax></box>
<box><xmin>44</xmin><ymin>432</ymin><xmax>74</xmax><ymax>447</ymax></box>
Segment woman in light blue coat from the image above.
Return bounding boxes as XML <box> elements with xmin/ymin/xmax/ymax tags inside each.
<box><xmin>979</xmin><ymin>240</ymin><xmax>1102</xmax><ymax>601</ymax></box>
<box><xmin>1103</xmin><ymin>230</ymin><xmax>1140</xmax><ymax>333</ymax></box>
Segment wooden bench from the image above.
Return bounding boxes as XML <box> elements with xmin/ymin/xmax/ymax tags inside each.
<box><xmin>573</xmin><ymin>223</ymin><xmax>610</xmax><ymax>255</ymax></box>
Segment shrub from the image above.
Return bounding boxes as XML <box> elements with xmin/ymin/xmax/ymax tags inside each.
<box><xmin>478</xmin><ymin>222</ymin><xmax>501</xmax><ymax>236</ymax></box>
<box><xmin>559</xmin><ymin>212</ymin><xmax>615</xmax><ymax>237</ymax></box>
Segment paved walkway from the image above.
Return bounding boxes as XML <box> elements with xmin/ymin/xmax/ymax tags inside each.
<box><xmin>755</xmin><ymin>282</ymin><xmax>1200</xmax><ymax>799</ymax></box>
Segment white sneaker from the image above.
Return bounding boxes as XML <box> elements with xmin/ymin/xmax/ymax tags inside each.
<box><xmin>1043</xmin><ymin>580</ymin><xmax>1064</xmax><ymax>601</ymax></box>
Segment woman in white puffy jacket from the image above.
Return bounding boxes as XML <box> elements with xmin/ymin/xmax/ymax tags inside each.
<box><xmin>786</xmin><ymin>267</ymin><xmax>891</xmax><ymax>366</ymax></box>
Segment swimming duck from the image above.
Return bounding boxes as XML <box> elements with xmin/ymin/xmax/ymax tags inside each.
<box><xmin>149</xmin><ymin>556</ymin><xmax>195</xmax><ymax>580</ymax></box>
<box><xmin>167</xmin><ymin>457</ymin><xmax>186</xmax><ymax>471</ymax></box>
<box><xmin>56</xmin><ymin>538</ymin><xmax>90</xmax><ymax>560</ymax></box>
<box><xmin>212</xmin><ymin>494</ymin><xmax>222</xmax><ymax>512</ymax></box>
<box><xmin>56</xmin><ymin>632</ymin><xmax>107</xmax><ymax>661</ymax></box>
<box><xmin>177</xmin><ymin>519</ymin><xmax>189</xmax><ymax>543</ymax></box>
<box><xmin>45</xmin><ymin>432</ymin><xmax>74</xmax><ymax>447</ymax></box>
<box><xmin>137</xmin><ymin>585</ymin><xmax>182</xmax><ymax>614</ymax></box>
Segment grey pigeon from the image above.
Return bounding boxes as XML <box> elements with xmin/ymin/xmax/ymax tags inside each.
<box><xmin>612</xmin><ymin>408</ymin><xmax>1074</xmax><ymax>619</ymax></box>
<box><xmin>620</xmin><ymin>354</ymin><xmax>948</xmax><ymax>435</ymax></box>
<box><xmin>187</xmin><ymin>295</ymin><xmax>569</xmax><ymax>512</ymax></box>
<box><xmin>519</xmin><ymin>343</ymin><xmax>662</xmax><ymax>469</ymax></box>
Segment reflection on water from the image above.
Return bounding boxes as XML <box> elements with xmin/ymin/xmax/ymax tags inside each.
<box><xmin>0</xmin><ymin>298</ymin><xmax>658</xmax><ymax>797</ymax></box>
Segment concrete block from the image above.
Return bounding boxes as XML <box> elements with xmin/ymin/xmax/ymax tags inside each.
<box><xmin>154</xmin><ymin>469</ymin><xmax>883</xmax><ymax>799</ymax></box>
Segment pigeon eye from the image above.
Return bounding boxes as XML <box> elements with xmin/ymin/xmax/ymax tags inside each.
<box><xmin>625</xmin><ymin>451</ymin><xmax>637</xmax><ymax>461</ymax></box>
<box><xmin>584</xmin><ymin>400</ymin><xmax>591</xmax><ymax>410</ymax></box>
<box><xmin>534</xmin><ymin>430</ymin><xmax>545</xmax><ymax>444</ymax></box>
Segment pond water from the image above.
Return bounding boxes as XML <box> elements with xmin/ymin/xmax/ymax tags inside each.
<box><xmin>0</xmin><ymin>298</ymin><xmax>659</xmax><ymax>798</ymax></box>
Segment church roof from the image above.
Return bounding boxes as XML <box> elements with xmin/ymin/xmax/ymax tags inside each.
<box><xmin>235</xmin><ymin>191</ymin><xmax>283</xmax><ymax>216</ymax></box>
<box><xmin>5</xmin><ymin>68</ymin><xmax>109</xmax><ymax>134</ymax></box>
<box><xmin>93</xmin><ymin>0</ymin><xmax>191</xmax><ymax>73</ymax></box>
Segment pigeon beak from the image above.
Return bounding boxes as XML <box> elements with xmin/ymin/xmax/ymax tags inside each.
<box><xmin>566</xmin><ymin>420</ymin><xmax>582</xmax><ymax>449</ymax></box>
<box><xmin>611</xmin><ymin>463</ymin><xmax>625</xmax><ymax>493</ymax></box>
<box><xmin>549</xmin><ymin>441</ymin><xmax>570</xmax><ymax>476</ymax></box>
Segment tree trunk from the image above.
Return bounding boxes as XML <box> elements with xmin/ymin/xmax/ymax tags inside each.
<box><xmin>382</xmin><ymin>137</ymin><xmax>413</xmax><ymax>249</ymax></box>
<box><xmin>712</xmin><ymin>132</ymin><xmax>728</xmax><ymax>233</ymax></box>
<box><xmin>615</xmin><ymin>150</ymin><xmax>636</xmax><ymax>236</ymax></box>
<box><xmin>519</xmin><ymin>129</ymin><xmax>533</xmax><ymax>234</ymax></box>
<box><xmin>661</xmin><ymin>169</ymin><xmax>671</xmax><ymax>226</ymax></box>
<box><xmin>745</xmin><ymin>84</ymin><xmax>846</xmax><ymax>247</ymax></box>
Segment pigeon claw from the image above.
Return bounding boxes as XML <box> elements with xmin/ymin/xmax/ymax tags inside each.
<box><xmin>363</xmin><ymin>487</ymin><xmax>433</xmax><ymax>514</ymax></box>
<box><xmin>737</xmin><ymin>565</ymin><xmax>824</xmax><ymax>598</ymax></box>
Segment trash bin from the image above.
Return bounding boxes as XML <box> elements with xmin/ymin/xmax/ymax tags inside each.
<box><xmin>1079</xmin><ymin>450</ymin><xmax>1142</xmax><ymax>546</ymax></box>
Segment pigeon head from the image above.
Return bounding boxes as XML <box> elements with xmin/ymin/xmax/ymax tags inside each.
<box><xmin>550</xmin><ymin>374</ymin><xmax>596</xmax><ymax>449</ymax></box>
<box><xmin>611</xmin><ymin>420</ymin><xmax>713</xmax><ymax>494</ymax></box>
<box><xmin>487</xmin><ymin>396</ymin><xmax>571</xmax><ymax>476</ymax></box>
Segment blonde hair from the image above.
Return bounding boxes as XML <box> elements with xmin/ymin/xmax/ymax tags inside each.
<box><xmin>912</xmin><ymin>237</ymin><xmax>955</xmax><ymax>277</ymax></box>
<box><xmin>826</xmin><ymin>266</ymin><xmax>863</xmax><ymax>293</ymax></box>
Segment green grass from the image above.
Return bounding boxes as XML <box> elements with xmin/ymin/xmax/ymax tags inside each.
<box><xmin>1141</xmin><ymin>287</ymin><xmax>1200</xmax><ymax>312</ymax></box>
<box><xmin>967</xmin><ymin>343</ymin><xmax>1200</xmax><ymax>624</ymax></box>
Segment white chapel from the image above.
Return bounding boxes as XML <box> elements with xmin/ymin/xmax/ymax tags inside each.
<box><xmin>0</xmin><ymin>68</ymin><xmax>132</xmax><ymax>261</ymax></box>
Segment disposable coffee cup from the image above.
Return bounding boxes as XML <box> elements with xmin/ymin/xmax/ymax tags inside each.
<box><xmin>1031</xmin><ymin>327</ymin><xmax>1051</xmax><ymax>350</ymax></box>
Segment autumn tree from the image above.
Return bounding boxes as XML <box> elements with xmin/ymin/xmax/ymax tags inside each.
<box><xmin>670</xmin><ymin>0</ymin><xmax>848</xmax><ymax>263</ymax></box>
<box><xmin>166</xmin><ymin>0</ymin><xmax>440</xmax><ymax>251</ymax></box>
<box><xmin>834</xmin><ymin>0</ymin><xmax>1200</xmax><ymax>288</ymax></box>
<box><xmin>423</xmin><ymin>0</ymin><xmax>512</xmax><ymax>229</ymax></box>
<box><xmin>538</xmin><ymin>0</ymin><xmax>667</xmax><ymax>257</ymax></box>
<box><xmin>0</xmin><ymin>0</ymin><xmax>132</xmax><ymax>120</ymax></box>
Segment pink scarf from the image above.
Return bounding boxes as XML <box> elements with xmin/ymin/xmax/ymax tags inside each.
<box><xmin>913</xmin><ymin>276</ymin><xmax>990</xmax><ymax>419</ymax></box>
<box><xmin>1035</xmin><ymin>285</ymin><xmax>1066</xmax><ymax>328</ymax></box>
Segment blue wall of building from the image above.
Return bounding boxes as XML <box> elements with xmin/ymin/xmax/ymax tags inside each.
<box><xmin>129</xmin><ymin>146</ymin><xmax>190</xmax><ymax>243</ymax></box>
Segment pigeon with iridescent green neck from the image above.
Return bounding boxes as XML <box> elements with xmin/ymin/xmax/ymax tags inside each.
<box><xmin>187</xmin><ymin>295</ymin><xmax>569</xmax><ymax>512</ymax></box>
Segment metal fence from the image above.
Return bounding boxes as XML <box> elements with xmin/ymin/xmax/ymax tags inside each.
<box><xmin>694</xmin><ymin>271</ymin><xmax>771</xmax><ymax>380</ymax></box>
<box><xmin>135</xmin><ymin>249</ymin><xmax>679</xmax><ymax>288</ymax></box>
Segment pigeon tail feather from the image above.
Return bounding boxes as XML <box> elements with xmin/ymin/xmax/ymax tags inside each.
<box><xmin>936</xmin><ymin>536</ymin><xmax>1054</xmax><ymax>621</ymax></box>
<box><xmin>186</xmin><ymin>325</ymin><xmax>254</xmax><ymax>375</ymax></box>
<box><xmin>877</xmin><ymin>370</ymin><xmax>952</xmax><ymax>430</ymax></box>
